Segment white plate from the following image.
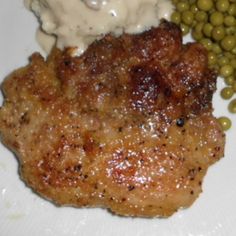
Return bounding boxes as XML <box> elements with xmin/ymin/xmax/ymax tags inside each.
<box><xmin>0</xmin><ymin>1</ymin><xmax>236</xmax><ymax>236</ymax></box>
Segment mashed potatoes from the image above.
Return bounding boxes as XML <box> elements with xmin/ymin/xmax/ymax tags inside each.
<box><xmin>25</xmin><ymin>0</ymin><xmax>173</xmax><ymax>55</ymax></box>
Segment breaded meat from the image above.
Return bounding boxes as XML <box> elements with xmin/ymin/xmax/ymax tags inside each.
<box><xmin>0</xmin><ymin>21</ymin><xmax>225</xmax><ymax>217</ymax></box>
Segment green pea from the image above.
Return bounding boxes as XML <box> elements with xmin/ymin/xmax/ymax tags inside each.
<box><xmin>228</xmin><ymin>3</ymin><xmax>236</xmax><ymax>15</ymax></box>
<box><xmin>212</xmin><ymin>26</ymin><xmax>225</xmax><ymax>41</ymax></box>
<box><xmin>203</xmin><ymin>23</ymin><xmax>213</xmax><ymax>37</ymax></box>
<box><xmin>192</xmin><ymin>29</ymin><xmax>203</xmax><ymax>40</ymax></box>
<box><xmin>210</xmin><ymin>11</ymin><xmax>224</xmax><ymax>26</ymax></box>
<box><xmin>225</xmin><ymin>51</ymin><xmax>234</xmax><ymax>59</ymax></box>
<box><xmin>220</xmin><ymin>86</ymin><xmax>234</xmax><ymax>99</ymax></box>
<box><xmin>220</xmin><ymin>64</ymin><xmax>234</xmax><ymax>77</ymax></box>
<box><xmin>194</xmin><ymin>22</ymin><xmax>204</xmax><ymax>32</ymax></box>
<box><xmin>180</xmin><ymin>23</ymin><xmax>190</xmax><ymax>35</ymax></box>
<box><xmin>217</xmin><ymin>116</ymin><xmax>232</xmax><ymax>131</ymax></box>
<box><xmin>182</xmin><ymin>11</ymin><xmax>194</xmax><ymax>25</ymax></box>
<box><xmin>191</xmin><ymin>22</ymin><xmax>204</xmax><ymax>39</ymax></box>
<box><xmin>212</xmin><ymin>43</ymin><xmax>222</xmax><ymax>54</ymax></box>
<box><xmin>232</xmin><ymin>47</ymin><xmax>236</xmax><ymax>54</ymax></box>
<box><xmin>192</xmin><ymin>20</ymin><xmax>198</xmax><ymax>27</ymax></box>
<box><xmin>171</xmin><ymin>11</ymin><xmax>181</xmax><ymax>24</ymax></box>
<box><xmin>208</xmin><ymin>52</ymin><xmax>217</xmax><ymax>65</ymax></box>
<box><xmin>200</xmin><ymin>38</ymin><xmax>213</xmax><ymax>50</ymax></box>
<box><xmin>224</xmin><ymin>15</ymin><xmax>236</xmax><ymax>26</ymax></box>
<box><xmin>218</xmin><ymin>56</ymin><xmax>230</xmax><ymax>66</ymax></box>
<box><xmin>177</xmin><ymin>2</ymin><xmax>189</xmax><ymax>12</ymax></box>
<box><xmin>228</xmin><ymin>99</ymin><xmax>236</xmax><ymax>113</ymax></box>
<box><xmin>195</xmin><ymin>11</ymin><xmax>208</xmax><ymax>22</ymax></box>
<box><xmin>197</xmin><ymin>0</ymin><xmax>213</xmax><ymax>11</ymax></box>
<box><xmin>221</xmin><ymin>35</ymin><xmax>236</xmax><ymax>51</ymax></box>
<box><xmin>231</xmin><ymin>59</ymin><xmax>236</xmax><ymax>68</ymax></box>
<box><xmin>233</xmin><ymin>80</ymin><xmax>236</xmax><ymax>92</ymax></box>
<box><xmin>190</xmin><ymin>4</ymin><xmax>199</xmax><ymax>14</ymax></box>
<box><xmin>225</xmin><ymin>26</ymin><xmax>236</xmax><ymax>35</ymax></box>
<box><xmin>216</xmin><ymin>0</ymin><xmax>230</xmax><ymax>12</ymax></box>
<box><xmin>224</xmin><ymin>75</ymin><xmax>235</xmax><ymax>85</ymax></box>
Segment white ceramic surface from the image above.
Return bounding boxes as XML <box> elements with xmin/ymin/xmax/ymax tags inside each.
<box><xmin>0</xmin><ymin>1</ymin><xmax>235</xmax><ymax>236</ymax></box>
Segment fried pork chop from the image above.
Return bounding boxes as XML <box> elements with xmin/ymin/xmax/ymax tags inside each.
<box><xmin>0</xmin><ymin>21</ymin><xmax>225</xmax><ymax>217</ymax></box>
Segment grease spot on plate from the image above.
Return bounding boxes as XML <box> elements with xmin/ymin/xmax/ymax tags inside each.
<box><xmin>0</xmin><ymin>162</ymin><xmax>6</xmax><ymax>170</ymax></box>
<box><xmin>7</xmin><ymin>213</ymin><xmax>25</xmax><ymax>220</ymax></box>
<box><xmin>5</xmin><ymin>200</ymin><xmax>11</xmax><ymax>209</ymax></box>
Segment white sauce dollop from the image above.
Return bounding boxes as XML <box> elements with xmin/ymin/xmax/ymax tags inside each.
<box><xmin>25</xmin><ymin>0</ymin><xmax>173</xmax><ymax>55</ymax></box>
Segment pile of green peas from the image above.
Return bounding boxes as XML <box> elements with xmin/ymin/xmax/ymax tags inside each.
<box><xmin>171</xmin><ymin>0</ymin><xmax>236</xmax><ymax>131</ymax></box>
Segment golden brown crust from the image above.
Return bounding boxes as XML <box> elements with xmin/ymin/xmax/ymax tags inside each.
<box><xmin>0</xmin><ymin>21</ymin><xmax>225</xmax><ymax>217</ymax></box>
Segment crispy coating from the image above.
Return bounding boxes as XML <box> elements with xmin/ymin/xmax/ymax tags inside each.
<box><xmin>0</xmin><ymin>21</ymin><xmax>225</xmax><ymax>217</ymax></box>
